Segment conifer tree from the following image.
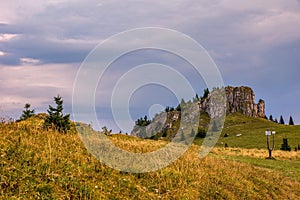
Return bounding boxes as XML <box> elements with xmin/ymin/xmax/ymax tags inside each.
<box><xmin>18</xmin><ymin>103</ymin><xmax>35</xmax><ymax>121</ymax></box>
<box><xmin>196</xmin><ymin>127</ymin><xmax>207</xmax><ymax>138</ymax></box>
<box><xmin>269</xmin><ymin>115</ymin><xmax>274</xmax><ymax>122</ymax></box>
<box><xmin>44</xmin><ymin>95</ymin><xmax>70</xmax><ymax>133</ymax></box>
<box><xmin>289</xmin><ymin>116</ymin><xmax>294</xmax><ymax>125</ymax></box>
<box><xmin>176</xmin><ymin>104</ymin><xmax>181</xmax><ymax>111</ymax></box>
<box><xmin>279</xmin><ymin>115</ymin><xmax>285</xmax><ymax>124</ymax></box>
<box><xmin>203</xmin><ymin>88</ymin><xmax>209</xmax><ymax>99</ymax></box>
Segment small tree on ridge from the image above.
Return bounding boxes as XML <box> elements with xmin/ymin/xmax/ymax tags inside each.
<box><xmin>18</xmin><ymin>103</ymin><xmax>35</xmax><ymax>121</ymax></box>
<box><xmin>279</xmin><ymin>115</ymin><xmax>285</xmax><ymax>125</ymax></box>
<box><xmin>44</xmin><ymin>95</ymin><xmax>70</xmax><ymax>133</ymax></box>
<box><xmin>289</xmin><ymin>116</ymin><xmax>294</xmax><ymax>125</ymax></box>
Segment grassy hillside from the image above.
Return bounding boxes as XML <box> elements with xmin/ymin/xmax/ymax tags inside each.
<box><xmin>194</xmin><ymin>112</ymin><xmax>300</xmax><ymax>149</ymax></box>
<box><xmin>0</xmin><ymin>115</ymin><xmax>299</xmax><ymax>199</ymax></box>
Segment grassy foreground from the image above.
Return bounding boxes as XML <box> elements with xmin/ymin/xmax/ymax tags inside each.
<box><xmin>0</xmin><ymin>115</ymin><xmax>300</xmax><ymax>199</ymax></box>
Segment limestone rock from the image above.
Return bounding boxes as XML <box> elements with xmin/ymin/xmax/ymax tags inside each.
<box><xmin>200</xmin><ymin>86</ymin><xmax>265</xmax><ymax>118</ymax></box>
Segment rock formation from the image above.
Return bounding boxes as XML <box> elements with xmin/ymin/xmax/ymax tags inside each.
<box><xmin>226</xmin><ymin>86</ymin><xmax>265</xmax><ymax>118</ymax></box>
<box><xmin>200</xmin><ymin>86</ymin><xmax>265</xmax><ymax>118</ymax></box>
<box><xmin>131</xmin><ymin>86</ymin><xmax>265</xmax><ymax>136</ymax></box>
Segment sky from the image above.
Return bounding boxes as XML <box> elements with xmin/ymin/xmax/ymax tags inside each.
<box><xmin>0</xmin><ymin>0</ymin><xmax>300</xmax><ymax>131</ymax></box>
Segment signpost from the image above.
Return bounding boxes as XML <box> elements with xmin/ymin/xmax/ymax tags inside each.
<box><xmin>265</xmin><ymin>130</ymin><xmax>275</xmax><ymax>159</ymax></box>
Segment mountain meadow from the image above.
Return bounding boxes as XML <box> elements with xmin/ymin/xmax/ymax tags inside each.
<box><xmin>1</xmin><ymin>112</ymin><xmax>299</xmax><ymax>199</ymax></box>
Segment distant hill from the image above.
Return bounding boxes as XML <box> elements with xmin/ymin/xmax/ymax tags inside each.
<box><xmin>131</xmin><ymin>86</ymin><xmax>299</xmax><ymax>149</ymax></box>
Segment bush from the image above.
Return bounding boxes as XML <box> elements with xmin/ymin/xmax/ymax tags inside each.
<box><xmin>196</xmin><ymin>128</ymin><xmax>207</xmax><ymax>138</ymax></box>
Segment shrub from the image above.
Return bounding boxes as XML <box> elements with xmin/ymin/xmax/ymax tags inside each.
<box><xmin>196</xmin><ymin>128</ymin><xmax>207</xmax><ymax>138</ymax></box>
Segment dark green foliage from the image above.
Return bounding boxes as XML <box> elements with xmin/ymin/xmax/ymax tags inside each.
<box><xmin>161</xmin><ymin>128</ymin><xmax>168</xmax><ymax>137</ymax></box>
<box><xmin>279</xmin><ymin>115</ymin><xmax>285</xmax><ymax>124</ymax></box>
<box><xmin>269</xmin><ymin>115</ymin><xmax>273</xmax><ymax>122</ymax></box>
<box><xmin>274</xmin><ymin>118</ymin><xmax>278</xmax><ymax>123</ymax></box>
<box><xmin>164</xmin><ymin>106</ymin><xmax>175</xmax><ymax>112</ymax></box>
<box><xmin>135</xmin><ymin>115</ymin><xmax>151</xmax><ymax>126</ymax></box>
<box><xmin>224</xmin><ymin>133</ymin><xmax>229</xmax><ymax>137</ymax></box>
<box><xmin>193</xmin><ymin>94</ymin><xmax>199</xmax><ymax>102</ymax></box>
<box><xmin>165</xmin><ymin>106</ymin><xmax>170</xmax><ymax>112</ymax></box>
<box><xmin>203</xmin><ymin>88</ymin><xmax>209</xmax><ymax>99</ymax></box>
<box><xmin>196</xmin><ymin>128</ymin><xmax>207</xmax><ymax>138</ymax></box>
<box><xmin>280</xmin><ymin>138</ymin><xmax>291</xmax><ymax>151</ymax></box>
<box><xmin>44</xmin><ymin>95</ymin><xmax>71</xmax><ymax>133</ymax></box>
<box><xmin>298</xmin><ymin>144</ymin><xmax>300</xmax><ymax>150</ymax></box>
<box><xmin>176</xmin><ymin>104</ymin><xmax>181</xmax><ymax>111</ymax></box>
<box><xmin>289</xmin><ymin>116</ymin><xmax>294</xmax><ymax>125</ymax></box>
<box><xmin>18</xmin><ymin>103</ymin><xmax>35</xmax><ymax>121</ymax></box>
<box><xmin>190</xmin><ymin>128</ymin><xmax>195</xmax><ymax>137</ymax></box>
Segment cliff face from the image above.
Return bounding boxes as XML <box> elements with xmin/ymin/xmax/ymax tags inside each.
<box><xmin>225</xmin><ymin>86</ymin><xmax>265</xmax><ymax>118</ymax></box>
<box><xmin>200</xmin><ymin>86</ymin><xmax>265</xmax><ymax>118</ymax></box>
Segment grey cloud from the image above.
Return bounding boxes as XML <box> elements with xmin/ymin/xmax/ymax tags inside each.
<box><xmin>0</xmin><ymin>0</ymin><xmax>299</xmax><ymax>125</ymax></box>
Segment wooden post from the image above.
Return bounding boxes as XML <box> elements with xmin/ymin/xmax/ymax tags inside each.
<box><xmin>265</xmin><ymin>130</ymin><xmax>275</xmax><ymax>159</ymax></box>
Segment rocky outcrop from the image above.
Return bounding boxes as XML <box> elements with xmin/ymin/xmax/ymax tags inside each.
<box><xmin>200</xmin><ymin>86</ymin><xmax>265</xmax><ymax>118</ymax></box>
<box><xmin>131</xmin><ymin>86</ymin><xmax>265</xmax><ymax>136</ymax></box>
<box><xmin>225</xmin><ymin>86</ymin><xmax>265</xmax><ymax>118</ymax></box>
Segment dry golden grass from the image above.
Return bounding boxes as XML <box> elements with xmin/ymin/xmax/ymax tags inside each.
<box><xmin>0</xmin><ymin>116</ymin><xmax>299</xmax><ymax>199</ymax></box>
<box><xmin>212</xmin><ymin>147</ymin><xmax>300</xmax><ymax>161</ymax></box>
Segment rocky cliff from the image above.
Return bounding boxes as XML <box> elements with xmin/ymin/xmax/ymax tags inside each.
<box><xmin>200</xmin><ymin>86</ymin><xmax>265</xmax><ymax>118</ymax></box>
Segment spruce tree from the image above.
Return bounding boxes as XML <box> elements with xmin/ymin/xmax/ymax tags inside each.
<box><xmin>196</xmin><ymin>128</ymin><xmax>207</xmax><ymax>138</ymax></box>
<box><xmin>18</xmin><ymin>103</ymin><xmax>35</xmax><ymax>121</ymax></box>
<box><xmin>279</xmin><ymin>115</ymin><xmax>285</xmax><ymax>124</ymax></box>
<box><xmin>289</xmin><ymin>116</ymin><xmax>294</xmax><ymax>125</ymax></box>
<box><xmin>269</xmin><ymin>115</ymin><xmax>274</xmax><ymax>122</ymax></box>
<box><xmin>176</xmin><ymin>104</ymin><xmax>181</xmax><ymax>111</ymax></box>
<box><xmin>44</xmin><ymin>95</ymin><xmax>70</xmax><ymax>133</ymax></box>
<box><xmin>203</xmin><ymin>88</ymin><xmax>209</xmax><ymax>99</ymax></box>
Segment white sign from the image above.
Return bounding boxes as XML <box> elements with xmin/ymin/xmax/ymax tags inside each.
<box><xmin>265</xmin><ymin>130</ymin><xmax>271</xmax><ymax>136</ymax></box>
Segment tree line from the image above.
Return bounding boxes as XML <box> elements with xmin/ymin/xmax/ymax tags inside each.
<box><xmin>268</xmin><ymin>115</ymin><xmax>294</xmax><ymax>125</ymax></box>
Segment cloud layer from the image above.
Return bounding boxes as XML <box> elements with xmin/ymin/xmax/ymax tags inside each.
<box><xmin>0</xmin><ymin>0</ymin><xmax>299</xmax><ymax>128</ymax></box>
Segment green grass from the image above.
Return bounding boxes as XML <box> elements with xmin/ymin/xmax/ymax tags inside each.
<box><xmin>194</xmin><ymin>112</ymin><xmax>300</xmax><ymax>149</ymax></box>
<box><xmin>211</xmin><ymin>148</ymin><xmax>300</xmax><ymax>182</ymax></box>
<box><xmin>0</xmin><ymin>114</ymin><xmax>300</xmax><ymax>199</ymax></box>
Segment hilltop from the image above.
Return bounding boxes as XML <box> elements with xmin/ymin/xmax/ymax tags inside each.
<box><xmin>131</xmin><ymin>86</ymin><xmax>299</xmax><ymax>146</ymax></box>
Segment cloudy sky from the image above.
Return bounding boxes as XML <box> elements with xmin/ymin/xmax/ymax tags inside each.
<box><xmin>0</xmin><ymin>0</ymin><xmax>299</xmax><ymax>131</ymax></box>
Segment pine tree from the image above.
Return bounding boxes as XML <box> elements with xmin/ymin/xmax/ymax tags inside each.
<box><xmin>44</xmin><ymin>95</ymin><xmax>70</xmax><ymax>133</ymax></box>
<box><xmin>289</xmin><ymin>116</ymin><xmax>294</xmax><ymax>125</ymax></box>
<box><xmin>176</xmin><ymin>104</ymin><xmax>181</xmax><ymax>111</ymax></box>
<box><xmin>18</xmin><ymin>103</ymin><xmax>35</xmax><ymax>121</ymax></box>
<box><xmin>269</xmin><ymin>115</ymin><xmax>274</xmax><ymax>122</ymax></box>
<box><xmin>196</xmin><ymin>128</ymin><xmax>207</xmax><ymax>138</ymax></box>
<box><xmin>203</xmin><ymin>88</ymin><xmax>209</xmax><ymax>99</ymax></box>
<box><xmin>279</xmin><ymin>115</ymin><xmax>285</xmax><ymax>124</ymax></box>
